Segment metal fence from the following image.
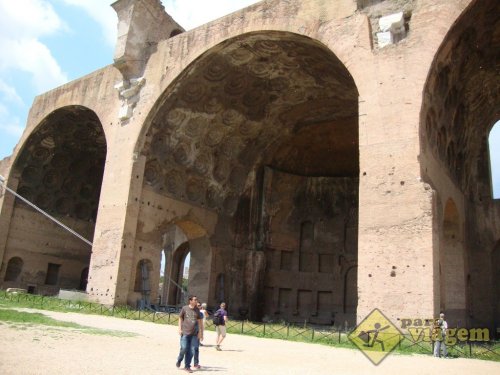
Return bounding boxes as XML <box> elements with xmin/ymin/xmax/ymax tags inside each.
<box><xmin>0</xmin><ymin>291</ymin><xmax>498</xmax><ymax>361</ymax></box>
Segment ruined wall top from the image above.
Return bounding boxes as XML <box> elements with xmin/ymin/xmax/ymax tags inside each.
<box><xmin>112</xmin><ymin>0</ymin><xmax>184</xmax><ymax>79</ymax></box>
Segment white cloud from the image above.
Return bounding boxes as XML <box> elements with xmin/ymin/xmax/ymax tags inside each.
<box><xmin>0</xmin><ymin>80</ymin><xmax>25</xmax><ymax>144</ymax></box>
<box><xmin>58</xmin><ymin>0</ymin><xmax>257</xmax><ymax>46</ymax></box>
<box><xmin>0</xmin><ymin>0</ymin><xmax>65</xmax><ymax>158</ymax></box>
<box><xmin>0</xmin><ymin>79</ymin><xmax>23</xmax><ymax>106</ymax></box>
<box><xmin>61</xmin><ymin>0</ymin><xmax>117</xmax><ymax>46</ymax></box>
<box><xmin>1</xmin><ymin>37</ymin><xmax>68</xmax><ymax>93</ymax></box>
<box><xmin>0</xmin><ymin>0</ymin><xmax>63</xmax><ymax>39</ymax></box>
<box><xmin>162</xmin><ymin>0</ymin><xmax>260</xmax><ymax>30</ymax></box>
<box><xmin>0</xmin><ymin>104</ymin><xmax>24</xmax><ymax>137</ymax></box>
<box><xmin>0</xmin><ymin>0</ymin><xmax>68</xmax><ymax>94</ymax></box>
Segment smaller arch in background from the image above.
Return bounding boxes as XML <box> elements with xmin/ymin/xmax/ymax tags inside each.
<box><xmin>4</xmin><ymin>257</ymin><xmax>23</xmax><ymax>282</ymax></box>
<box><xmin>171</xmin><ymin>242</ymin><xmax>190</xmax><ymax>305</ymax></box>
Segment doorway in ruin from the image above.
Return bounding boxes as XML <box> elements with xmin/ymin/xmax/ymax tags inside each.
<box><xmin>139</xmin><ymin>31</ymin><xmax>358</xmax><ymax>323</ymax></box>
<box><xmin>0</xmin><ymin>106</ymin><xmax>106</xmax><ymax>295</ymax></box>
<box><xmin>420</xmin><ymin>0</ymin><xmax>499</xmax><ymax>328</ymax></box>
<box><xmin>159</xmin><ymin>223</ymin><xmax>211</xmax><ymax>306</ymax></box>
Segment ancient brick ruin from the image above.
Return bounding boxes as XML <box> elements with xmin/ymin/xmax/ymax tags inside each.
<box><xmin>0</xmin><ymin>0</ymin><xmax>498</xmax><ymax>331</ymax></box>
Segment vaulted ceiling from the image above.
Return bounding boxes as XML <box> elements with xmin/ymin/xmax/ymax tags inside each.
<box><xmin>142</xmin><ymin>31</ymin><xmax>359</xmax><ymax>214</ymax></box>
<box><xmin>12</xmin><ymin>106</ymin><xmax>106</xmax><ymax>221</ymax></box>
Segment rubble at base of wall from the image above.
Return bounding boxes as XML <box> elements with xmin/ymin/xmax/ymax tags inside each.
<box><xmin>6</xmin><ymin>288</ymin><xmax>27</xmax><ymax>294</ymax></box>
<box><xmin>58</xmin><ymin>289</ymin><xmax>88</xmax><ymax>301</ymax></box>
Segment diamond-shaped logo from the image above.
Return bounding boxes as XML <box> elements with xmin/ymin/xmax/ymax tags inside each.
<box><xmin>348</xmin><ymin>308</ymin><xmax>403</xmax><ymax>365</ymax></box>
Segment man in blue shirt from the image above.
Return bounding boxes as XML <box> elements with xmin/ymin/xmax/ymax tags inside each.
<box><xmin>214</xmin><ymin>302</ymin><xmax>228</xmax><ymax>351</ymax></box>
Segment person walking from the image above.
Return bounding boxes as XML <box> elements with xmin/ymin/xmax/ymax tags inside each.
<box><xmin>192</xmin><ymin>302</ymin><xmax>205</xmax><ymax>369</ymax></box>
<box><xmin>214</xmin><ymin>302</ymin><xmax>228</xmax><ymax>351</ymax></box>
<box><xmin>198</xmin><ymin>303</ymin><xmax>209</xmax><ymax>346</ymax></box>
<box><xmin>176</xmin><ymin>296</ymin><xmax>203</xmax><ymax>372</ymax></box>
<box><xmin>433</xmin><ymin>312</ymin><xmax>448</xmax><ymax>358</ymax></box>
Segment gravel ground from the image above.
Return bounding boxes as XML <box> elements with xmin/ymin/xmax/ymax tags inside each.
<box><xmin>0</xmin><ymin>308</ymin><xmax>498</xmax><ymax>375</ymax></box>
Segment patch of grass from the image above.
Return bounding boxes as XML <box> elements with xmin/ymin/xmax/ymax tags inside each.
<box><xmin>0</xmin><ymin>308</ymin><xmax>81</xmax><ymax>327</ymax></box>
<box><xmin>0</xmin><ymin>308</ymin><xmax>136</xmax><ymax>337</ymax></box>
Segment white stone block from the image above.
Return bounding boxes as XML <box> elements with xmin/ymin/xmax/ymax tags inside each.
<box><xmin>130</xmin><ymin>77</ymin><xmax>146</xmax><ymax>87</ymax></box>
<box><xmin>377</xmin><ymin>31</ymin><xmax>393</xmax><ymax>48</ymax></box>
<box><xmin>121</xmin><ymin>86</ymin><xmax>140</xmax><ymax>99</ymax></box>
<box><xmin>119</xmin><ymin>104</ymin><xmax>133</xmax><ymax>120</ymax></box>
<box><xmin>114</xmin><ymin>80</ymin><xmax>125</xmax><ymax>91</ymax></box>
<box><xmin>379</xmin><ymin>12</ymin><xmax>404</xmax><ymax>32</ymax></box>
<box><xmin>127</xmin><ymin>94</ymin><xmax>140</xmax><ymax>104</ymax></box>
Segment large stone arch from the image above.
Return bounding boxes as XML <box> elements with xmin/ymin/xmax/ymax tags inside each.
<box><xmin>139</xmin><ymin>30</ymin><xmax>359</xmax><ymax>322</ymax></box>
<box><xmin>0</xmin><ymin>106</ymin><xmax>107</xmax><ymax>294</ymax></box>
<box><xmin>420</xmin><ymin>0</ymin><xmax>500</xmax><ymax>328</ymax></box>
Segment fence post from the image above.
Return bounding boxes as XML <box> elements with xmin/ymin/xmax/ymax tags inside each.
<box><xmin>241</xmin><ymin>321</ymin><xmax>244</xmax><ymax>333</ymax></box>
<box><xmin>287</xmin><ymin>324</ymin><xmax>290</xmax><ymax>338</ymax></box>
<box><xmin>312</xmin><ymin>329</ymin><xmax>315</xmax><ymax>341</ymax></box>
<box><xmin>469</xmin><ymin>342</ymin><xmax>472</xmax><ymax>357</ymax></box>
<box><xmin>263</xmin><ymin>323</ymin><xmax>266</xmax><ymax>336</ymax></box>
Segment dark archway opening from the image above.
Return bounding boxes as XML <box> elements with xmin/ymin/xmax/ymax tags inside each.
<box><xmin>4</xmin><ymin>257</ymin><xmax>23</xmax><ymax>282</ymax></box>
<box><xmin>420</xmin><ymin>0</ymin><xmax>500</xmax><ymax>328</ymax></box>
<box><xmin>2</xmin><ymin>106</ymin><xmax>106</xmax><ymax>295</ymax></box>
<box><xmin>140</xmin><ymin>31</ymin><xmax>359</xmax><ymax>324</ymax></box>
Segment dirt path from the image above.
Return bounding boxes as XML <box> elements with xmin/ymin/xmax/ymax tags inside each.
<box><xmin>0</xmin><ymin>308</ymin><xmax>498</xmax><ymax>375</ymax></box>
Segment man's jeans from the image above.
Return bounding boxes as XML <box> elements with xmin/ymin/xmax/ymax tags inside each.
<box><xmin>193</xmin><ymin>336</ymin><xmax>200</xmax><ymax>366</ymax></box>
<box><xmin>433</xmin><ymin>340</ymin><xmax>447</xmax><ymax>357</ymax></box>
<box><xmin>177</xmin><ymin>334</ymin><xmax>199</xmax><ymax>368</ymax></box>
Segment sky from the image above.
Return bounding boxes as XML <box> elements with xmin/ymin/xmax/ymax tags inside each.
<box><xmin>0</xmin><ymin>0</ymin><xmax>498</xmax><ymax>197</ymax></box>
